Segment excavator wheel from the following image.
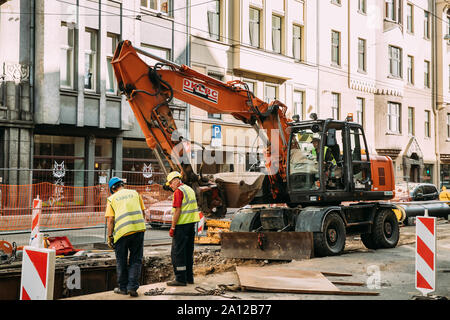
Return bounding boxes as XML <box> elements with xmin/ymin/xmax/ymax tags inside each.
<box><xmin>313</xmin><ymin>212</ymin><xmax>346</xmax><ymax>257</ymax></box>
<box><xmin>372</xmin><ymin>208</ymin><xmax>399</xmax><ymax>249</ymax></box>
<box><xmin>360</xmin><ymin>233</ymin><xmax>378</xmax><ymax>250</ymax></box>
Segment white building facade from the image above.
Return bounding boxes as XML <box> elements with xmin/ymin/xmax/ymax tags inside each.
<box><xmin>188</xmin><ymin>0</ymin><xmax>318</xmax><ymax>174</ymax></box>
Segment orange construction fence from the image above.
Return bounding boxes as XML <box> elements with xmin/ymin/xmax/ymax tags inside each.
<box><xmin>0</xmin><ymin>182</ymin><xmax>172</xmax><ymax>231</ymax></box>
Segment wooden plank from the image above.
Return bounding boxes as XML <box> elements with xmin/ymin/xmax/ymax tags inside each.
<box><xmin>237</xmin><ymin>266</ymin><xmax>340</xmax><ymax>293</ymax></box>
<box><xmin>236</xmin><ymin>266</ymin><xmax>378</xmax><ymax>296</ymax></box>
<box><xmin>321</xmin><ymin>272</ymin><xmax>353</xmax><ymax>277</ymax></box>
<box><xmin>331</xmin><ymin>281</ymin><xmax>365</xmax><ymax>287</ymax></box>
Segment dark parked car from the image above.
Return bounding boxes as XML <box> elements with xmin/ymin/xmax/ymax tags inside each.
<box><xmin>394</xmin><ymin>183</ymin><xmax>449</xmax><ymax>225</ymax></box>
<box><xmin>394</xmin><ymin>183</ymin><xmax>439</xmax><ymax>202</ymax></box>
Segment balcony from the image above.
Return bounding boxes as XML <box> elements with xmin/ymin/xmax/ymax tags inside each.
<box><xmin>232</xmin><ymin>44</ymin><xmax>315</xmax><ymax>82</ymax></box>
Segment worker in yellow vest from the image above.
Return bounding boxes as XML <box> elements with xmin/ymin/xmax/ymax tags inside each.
<box><xmin>166</xmin><ymin>171</ymin><xmax>200</xmax><ymax>286</ymax></box>
<box><xmin>105</xmin><ymin>177</ymin><xmax>146</xmax><ymax>297</ymax></box>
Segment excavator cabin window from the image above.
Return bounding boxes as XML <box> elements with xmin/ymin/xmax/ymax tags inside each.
<box><xmin>349</xmin><ymin>126</ymin><xmax>371</xmax><ymax>190</ymax></box>
<box><xmin>289</xmin><ymin>123</ymin><xmax>346</xmax><ymax>192</ymax></box>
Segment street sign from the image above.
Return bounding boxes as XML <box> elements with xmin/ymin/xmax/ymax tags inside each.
<box><xmin>415</xmin><ymin>216</ymin><xmax>436</xmax><ymax>296</ymax></box>
<box><xmin>211</xmin><ymin>124</ymin><xmax>222</xmax><ymax>148</ymax></box>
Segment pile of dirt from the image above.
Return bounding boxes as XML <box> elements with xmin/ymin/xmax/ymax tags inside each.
<box><xmin>142</xmin><ymin>247</ymin><xmax>287</xmax><ymax>284</ymax></box>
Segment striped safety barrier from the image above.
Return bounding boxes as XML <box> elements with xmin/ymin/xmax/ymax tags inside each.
<box><xmin>29</xmin><ymin>198</ymin><xmax>42</xmax><ymax>247</ymax></box>
<box><xmin>415</xmin><ymin>215</ymin><xmax>436</xmax><ymax>296</ymax></box>
<box><xmin>20</xmin><ymin>246</ymin><xmax>56</xmax><ymax>300</ymax></box>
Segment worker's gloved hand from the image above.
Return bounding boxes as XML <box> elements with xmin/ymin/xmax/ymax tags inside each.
<box><xmin>107</xmin><ymin>235</ymin><xmax>115</xmax><ymax>249</ymax></box>
<box><xmin>169</xmin><ymin>227</ymin><xmax>175</xmax><ymax>238</ymax></box>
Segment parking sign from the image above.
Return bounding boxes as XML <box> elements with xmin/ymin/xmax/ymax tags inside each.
<box><xmin>211</xmin><ymin>125</ymin><xmax>222</xmax><ymax>148</ymax></box>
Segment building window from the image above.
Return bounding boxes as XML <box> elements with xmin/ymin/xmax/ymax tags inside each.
<box><xmin>425</xmin><ymin>110</ymin><xmax>431</xmax><ymax>138</ymax></box>
<box><xmin>358</xmin><ymin>0</ymin><xmax>366</xmax><ymax>14</ymax></box>
<box><xmin>331</xmin><ymin>93</ymin><xmax>340</xmax><ymax>120</ymax></box>
<box><xmin>122</xmin><ymin>139</ymin><xmax>157</xmax><ymax>185</ymax></box>
<box><xmin>208</xmin><ymin>113</ymin><xmax>222</xmax><ymax>120</ymax></box>
<box><xmin>389</xmin><ymin>45</ymin><xmax>402</xmax><ymax>78</ymax></box>
<box><xmin>140</xmin><ymin>43</ymin><xmax>170</xmax><ymax>66</ymax></box>
<box><xmin>447</xmin><ymin>13</ymin><xmax>450</xmax><ymax>43</ymax></box>
<box><xmin>331</xmin><ymin>30</ymin><xmax>341</xmax><ymax>66</ymax></box>
<box><xmin>358</xmin><ymin>38</ymin><xmax>366</xmax><ymax>72</ymax></box>
<box><xmin>249</xmin><ymin>8</ymin><xmax>260</xmax><ymax>48</ymax></box>
<box><xmin>140</xmin><ymin>0</ymin><xmax>169</xmax><ymax>14</ymax></box>
<box><xmin>171</xmin><ymin>108</ymin><xmax>186</xmax><ymax>121</ymax></box>
<box><xmin>84</xmin><ymin>29</ymin><xmax>98</xmax><ymax>91</ymax></box>
<box><xmin>272</xmin><ymin>15</ymin><xmax>282</xmax><ymax>54</ymax></box>
<box><xmin>408</xmin><ymin>107</ymin><xmax>415</xmax><ymax>135</ymax></box>
<box><xmin>386</xmin><ymin>0</ymin><xmax>395</xmax><ymax>21</ymax></box>
<box><xmin>293</xmin><ymin>25</ymin><xmax>303</xmax><ymax>61</ymax></box>
<box><xmin>249</xmin><ymin>7</ymin><xmax>260</xmax><ymax>48</ymax></box>
<box><xmin>424</xmin><ymin>60</ymin><xmax>430</xmax><ymax>88</ymax></box>
<box><xmin>447</xmin><ymin>113</ymin><xmax>450</xmax><ymax>138</ymax></box>
<box><xmin>356</xmin><ymin>98</ymin><xmax>364</xmax><ymax>126</ymax></box>
<box><xmin>293</xmin><ymin>90</ymin><xmax>304</xmax><ymax>120</ymax></box>
<box><xmin>244</xmin><ymin>81</ymin><xmax>256</xmax><ymax>96</ymax></box>
<box><xmin>385</xmin><ymin>0</ymin><xmax>402</xmax><ymax>23</ymax></box>
<box><xmin>387</xmin><ymin>102</ymin><xmax>401</xmax><ymax>133</ymax></box>
<box><xmin>407</xmin><ymin>55</ymin><xmax>414</xmax><ymax>85</ymax></box>
<box><xmin>33</xmin><ymin>135</ymin><xmax>85</xmax><ymax>186</ymax></box>
<box><xmin>407</xmin><ymin>3</ymin><xmax>414</xmax><ymax>33</ymax></box>
<box><xmin>424</xmin><ymin>11</ymin><xmax>430</xmax><ymax>39</ymax></box>
<box><xmin>207</xmin><ymin>0</ymin><xmax>220</xmax><ymax>41</ymax></box>
<box><xmin>60</xmin><ymin>22</ymin><xmax>75</xmax><ymax>89</ymax></box>
<box><xmin>106</xmin><ymin>33</ymin><xmax>119</xmax><ymax>94</ymax></box>
<box><xmin>264</xmin><ymin>85</ymin><xmax>277</xmax><ymax>104</ymax></box>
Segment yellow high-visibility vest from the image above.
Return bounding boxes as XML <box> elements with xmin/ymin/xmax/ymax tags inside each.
<box><xmin>173</xmin><ymin>184</ymin><xmax>200</xmax><ymax>225</ymax></box>
<box><xmin>312</xmin><ymin>146</ymin><xmax>337</xmax><ymax>165</ymax></box>
<box><xmin>108</xmin><ymin>189</ymin><xmax>146</xmax><ymax>243</ymax></box>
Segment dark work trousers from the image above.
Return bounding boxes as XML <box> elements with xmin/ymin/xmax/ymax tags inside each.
<box><xmin>171</xmin><ymin>222</ymin><xmax>196</xmax><ymax>283</ymax></box>
<box><xmin>114</xmin><ymin>231</ymin><xmax>144</xmax><ymax>292</ymax></box>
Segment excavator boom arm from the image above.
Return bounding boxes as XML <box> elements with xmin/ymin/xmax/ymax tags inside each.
<box><xmin>112</xmin><ymin>40</ymin><xmax>291</xmax><ymax>212</ymax></box>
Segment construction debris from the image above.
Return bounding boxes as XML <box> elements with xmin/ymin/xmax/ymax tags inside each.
<box><xmin>144</xmin><ymin>285</ymin><xmax>241</xmax><ymax>299</ymax></box>
<box><xmin>194</xmin><ymin>219</ymin><xmax>231</xmax><ymax>245</ymax></box>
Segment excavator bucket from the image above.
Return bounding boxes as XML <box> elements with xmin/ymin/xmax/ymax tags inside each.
<box><xmin>221</xmin><ymin>232</ymin><xmax>314</xmax><ymax>261</ymax></box>
<box><xmin>213</xmin><ymin>172</ymin><xmax>265</xmax><ymax>208</ymax></box>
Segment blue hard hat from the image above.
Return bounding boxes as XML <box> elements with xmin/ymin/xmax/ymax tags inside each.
<box><xmin>108</xmin><ymin>177</ymin><xmax>124</xmax><ymax>193</ymax></box>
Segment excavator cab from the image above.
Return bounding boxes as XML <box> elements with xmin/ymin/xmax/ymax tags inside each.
<box><xmin>287</xmin><ymin>118</ymin><xmax>374</xmax><ymax>206</ymax></box>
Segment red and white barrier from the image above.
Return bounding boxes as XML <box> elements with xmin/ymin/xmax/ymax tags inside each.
<box><xmin>29</xmin><ymin>197</ymin><xmax>43</xmax><ymax>247</ymax></box>
<box><xmin>415</xmin><ymin>216</ymin><xmax>436</xmax><ymax>296</ymax></box>
<box><xmin>20</xmin><ymin>246</ymin><xmax>56</xmax><ymax>300</ymax></box>
<box><xmin>197</xmin><ymin>212</ymin><xmax>206</xmax><ymax>236</ymax></box>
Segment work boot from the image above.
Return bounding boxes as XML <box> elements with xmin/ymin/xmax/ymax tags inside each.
<box><xmin>166</xmin><ymin>280</ymin><xmax>187</xmax><ymax>286</ymax></box>
<box><xmin>114</xmin><ymin>288</ymin><xmax>127</xmax><ymax>295</ymax></box>
<box><xmin>128</xmin><ymin>290</ymin><xmax>139</xmax><ymax>297</ymax></box>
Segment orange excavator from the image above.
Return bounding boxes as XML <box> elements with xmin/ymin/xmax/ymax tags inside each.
<box><xmin>112</xmin><ymin>40</ymin><xmax>399</xmax><ymax>259</ymax></box>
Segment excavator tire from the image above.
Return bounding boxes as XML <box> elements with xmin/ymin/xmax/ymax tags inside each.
<box><xmin>313</xmin><ymin>212</ymin><xmax>346</xmax><ymax>257</ymax></box>
<box><xmin>360</xmin><ymin>233</ymin><xmax>378</xmax><ymax>250</ymax></box>
<box><xmin>372</xmin><ymin>208</ymin><xmax>399</xmax><ymax>249</ymax></box>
